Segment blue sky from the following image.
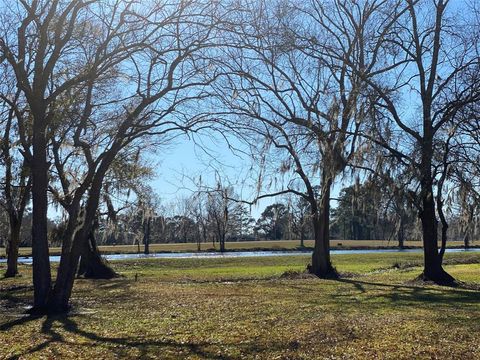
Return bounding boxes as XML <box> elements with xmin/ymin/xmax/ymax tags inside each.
<box><xmin>148</xmin><ymin>131</ymin><xmax>278</xmax><ymax>219</ymax></box>
<box><xmin>147</xmin><ymin>129</ymin><xmax>348</xmax><ymax>219</ymax></box>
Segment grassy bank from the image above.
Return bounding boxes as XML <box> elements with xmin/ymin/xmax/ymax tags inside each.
<box><xmin>1</xmin><ymin>252</ymin><xmax>479</xmax><ymax>359</ymax></box>
<box><xmin>2</xmin><ymin>239</ymin><xmax>477</xmax><ymax>258</ymax></box>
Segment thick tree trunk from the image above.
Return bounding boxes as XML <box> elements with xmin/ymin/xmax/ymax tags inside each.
<box><xmin>4</xmin><ymin>220</ymin><xmax>21</xmax><ymax>278</ymax></box>
<box><xmin>418</xmin><ymin>126</ymin><xmax>454</xmax><ymax>285</ymax></box>
<box><xmin>78</xmin><ymin>230</ymin><xmax>117</xmax><ymax>279</ymax></box>
<box><xmin>310</xmin><ymin>179</ymin><xmax>336</xmax><ymax>278</ymax></box>
<box><xmin>418</xmin><ymin>188</ymin><xmax>454</xmax><ymax>284</ymax></box>
<box><xmin>31</xmin><ymin>118</ymin><xmax>52</xmax><ymax>311</ymax></box>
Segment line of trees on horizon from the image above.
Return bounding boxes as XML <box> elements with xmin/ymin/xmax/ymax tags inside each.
<box><xmin>3</xmin><ymin>178</ymin><xmax>479</xmax><ymax>252</ymax></box>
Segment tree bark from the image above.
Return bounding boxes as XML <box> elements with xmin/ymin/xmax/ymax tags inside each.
<box><xmin>143</xmin><ymin>217</ymin><xmax>151</xmax><ymax>255</ymax></box>
<box><xmin>47</xmin><ymin>152</ymin><xmax>117</xmax><ymax>312</ymax></box>
<box><xmin>48</xmin><ymin>213</ymin><xmax>97</xmax><ymax>311</ymax></box>
<box><xmin>418</xmin><ymin>125</ymin><xmax>454</xmax><ymax>284</ymax></box>
<box><xmin>300</xmin><ymin>226</ymin><xmax>305</xmax><ymax>248</ymax></box>
<box><xmin>219</xmin><ymin>235</ymin><xmax>225</xmax><ymax>253</ymax></box>
<box><xmin>310</xmin><ymin>178</ymin><xmax>336</xmax><ymax>278</ymax></box>
<box><xmin>396</xmin><ymin>216</ymin><xmax>405</xmax><ymax>250</ymax></box>
<box><xmin>418</xmin><ymin>186</ymin><xmax>454</xmax><ymax>284</ymax></box>
<box><xmin>78</xmin><ymin>229</ymin><xmax>117</xmax><ymax>279</ymax></box>
<box><xmin>463</xmin><ymin>233</ymin><xmax>470</xmax><ymax>250</ymax></box>
<box><xmin>30</xmin><ymin>114</ymin><xmax>52</xmax><ymax>311</ymax></box>
<box><xmin>4</xmin><ymin>219</ymin><xmax>21</xmax><ymax>278</ymax></box>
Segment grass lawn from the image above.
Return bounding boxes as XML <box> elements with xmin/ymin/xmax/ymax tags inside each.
<box><xmin>1</xmin><ymin>252</ymin><xmax>479</xmax><ymax>359</ymax></box>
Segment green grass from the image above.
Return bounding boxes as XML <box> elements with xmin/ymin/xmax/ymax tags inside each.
<box><xmin>1</xmin><ymin>252</ymin><xmax>479</xmax><ymax>359</ymax></box>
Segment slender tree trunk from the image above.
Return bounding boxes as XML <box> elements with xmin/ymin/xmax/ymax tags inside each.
<box><xmin>438</xmin><ymin>211</ymin><xmax>448</xmax><ymax>263</ymax></box>
<box><xmin>48</xmin><ymin>141</ymin><xmax>128</xmax><ymax>311</ymax></box>
<box><xmin>310</xmin><ymin>178</ymin><xmax>336</xmax><ymax>278</ymax></box>
<box><xmin>197</xmin><ymin>229</ymin><xmax>201</xmax><ymax>251</ymax></box>
<box><xmin>300</xmin><ymin>227</ymin><xmax>305</xmax><ymax>248</ymax></box>
<box><xmin>48</xmin><ymin>227</ymin><xmax>87</xmax><ymax>312</ymax></box>
<box><xmin>462</xmin><ymin>206</ymin><xmax>473</xmax><ymax>250</ymax></box>
<box><xmin>5</xmin><ymin>219</ymin><xmax>21</xmax><ymax>278</ymax></box>
<box><xmin>463</xmin><ymin>233</ymin><xmax>470</xmax><ymax>250</ymax></box>
<box><xmin>143</xmin><ymin>217</ymin><xmax>151</xmax><ymax>255</ymax></box>
<box><xmin>219</xmin><ymin>235</ymin><xmax>225</xmax><ymax>253</ymax></box>
<box><xmin>396</xmin><ymin>216</ymin><xmax>405</xmax><ymax>249</ymax></box>
<box><xmin>48</xmin><ymin>159</ymin><xmax>114</xmax><ymax>312</ymax></box>
<box><xmin>31</xmin><ymin>115</ymin><xmax>52</xmax><ymax>311</ymax></box>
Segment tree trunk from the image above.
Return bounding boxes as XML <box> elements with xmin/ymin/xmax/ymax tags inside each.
<box><xmin>396</xmin><ymin>216</ymin><xmax>405</xmax><ymax>249</ymax></box>
<box><xmin>219</xmin><ymin>235</ymin><xmax>225</xmax><ymax>253</ymax></box>
<box><xmin>4</xmin><ymin>219</ymin><xmax>21</xmax><ymax>278</ymax></box>
<box><xmin>310</xmin><ymin>179</ymin><xmax>336</xmax><ymax>278</ymax></box>
<box><xmin>418</xmin><ymin>187</ymin><xmax>454</xmax><ymax>284</ymax></box>
<box><xmin>48</xmin><ymin>152</ymin><xmax>118</xmax><ymax>312</ymax></box>
<box><xmin>143</xmin><ymin>217</ymin><xmax>151</xmax><ymax>255</ymax></box>
<box><xmin>300</xmin><ymin>227</ymin><xmax>305</xmax><ymax>248</ymax></box>
<box><xmin>78</xmin><ymin>229</ymin><xmax>117</xmax><ymax>279</ymax></box>
<box><xmin>463</xmin><ymin>233</ymin><xmax>470</xmax><ymax>250</ymax></box>
<box><xmin>30</xmin><ymin>117</ymin><xmax>52</xmax><ymax>311</ymax></box>
<box><xmin>462</xmin><ymin>206</ymin><xmax>473</xmax><ymax>250</ymax></box>
<box><xmin>418</xmin><ymin>126</ymin><xmax>454</xmax><ymax>285</ymax></box>
<box><xmin>47</xmin><ymin>227</ymin><xmax>86</xmax><ymax>312</ymax></box>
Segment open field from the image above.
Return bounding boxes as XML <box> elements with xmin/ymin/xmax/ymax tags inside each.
<box><xmin>1</xmin><ymin>239</ymin><xmax>477</xmax><ymax>258</ymax></box>
<box><xmin>1</xmin><ymin>252</ymin><xmax>480</xmax><ymax>359</ymax></box>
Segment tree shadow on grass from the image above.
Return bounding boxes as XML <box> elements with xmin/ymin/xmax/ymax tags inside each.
<box><xmin>0</xmin><ymin>285</ymin><xmax>33</xmax><ymax>315</ymax></box>
<box><xmin>331</xmin><ymin>278</ymin><xmax>480</xmax><ymax>307</ymax></box>
<box><xmin>1</xmin><ymin>310</ymin><xmax>299</xmax><ymax>360</ymax></box>
<box><xmin>1</xmin><ymin>313</ymin><xmax>233</xmax><ymax>360</ymax></box>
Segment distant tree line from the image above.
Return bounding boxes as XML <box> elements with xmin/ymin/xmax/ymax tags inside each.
<box><xmin>38</xmin><ymin>180</ymin><xmax>473</xmax><ymax>250</ymax></box>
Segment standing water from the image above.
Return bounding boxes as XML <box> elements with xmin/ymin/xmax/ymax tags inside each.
<box><xmin>0</xmin><ymin>248</ymin><xmax>479</xmax><ymax>264</ymax></box>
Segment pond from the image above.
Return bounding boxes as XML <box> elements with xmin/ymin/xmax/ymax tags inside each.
<box><xmin>1</xmin><ymin>247</ymin><xmax>479</xmax><ymax>264</ymax></box>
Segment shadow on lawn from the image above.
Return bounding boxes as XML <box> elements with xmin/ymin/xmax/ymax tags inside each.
<box><xmin>0</xmin><ymin>285</ymin><xmax>32</xmax><ymax>313</ymax></box>
<box><xmin>1</xmin><ymin>312</ymin><xmax>294</xmax><ymax>360</ymax></box>
<box><xmin>1</xmin><ymin>313</ymin><xmax>233</xmax><ymax>360</ymax></box>
<box><xmin>332</xmin><ymin>278</ymin><xmax>480</xmax><ymax>306</ymax></box>
<box><xmin>2</xmin><ymin>276</ymin><xmax>479</xmax><ymax>359</ymax></box>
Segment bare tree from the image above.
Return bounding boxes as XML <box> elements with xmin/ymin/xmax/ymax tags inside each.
<box><xmin>0</xmin><ymin>0</ymin><xmax>154</xmax><ymax>310</ymax></box>
<box><xmin>0</xmin><ymin>89</ymin><xmax>31</xmax><ymax>277</ymax></box>
<box><xmin>189</xmin><ymin>192</ymin><xmax>210</xmax><ymax>251</ymax></box>
<box><xmin>449</xmin><ymin>101</ymin><xmax>480</xmax><ymax>249</ymax></box>
<box><xmin>217</xmin><ymin>0</ymin><xmax>383</xmax><ymax>277</ymax></box>
<box><xmin>206</xmin><ymin>185</ymin><xmax>233</xmax><ymax>253</ymax></box>
<box><xmin>343</xmin><ymin>0</ymin><xmax>480</xmax><ymax>283</ymax></box>
<box><xmin>0</xmin><ymin>0</ymin><xmax>226</xmax><ymax>312</ymax></box>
